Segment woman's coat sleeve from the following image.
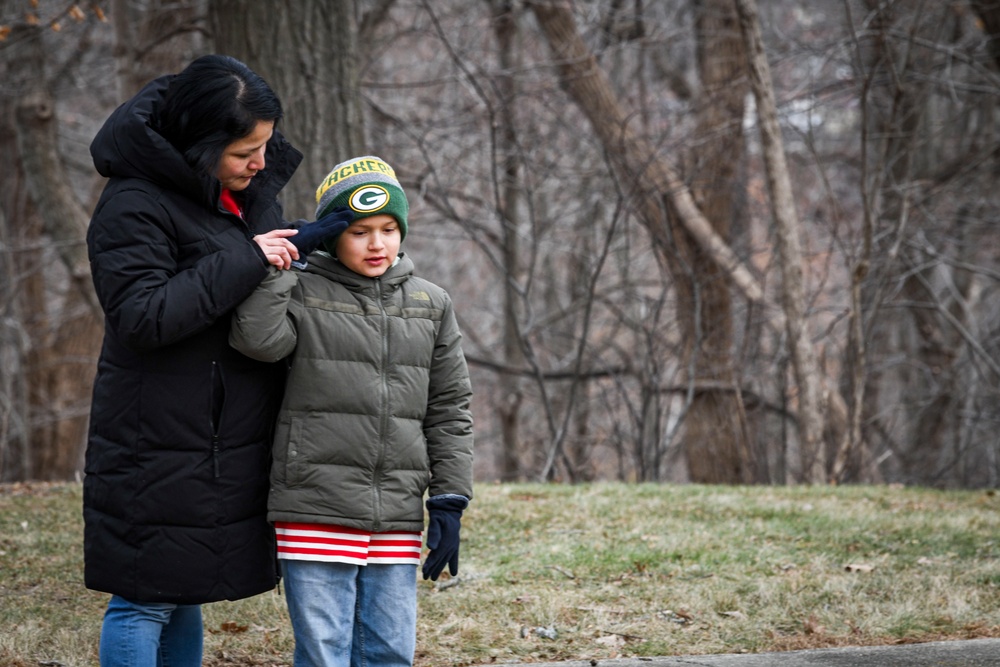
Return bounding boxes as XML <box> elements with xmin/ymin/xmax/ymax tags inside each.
<box><xmin>88</xmin><ymin>190</ymin><xmax>269</xmax><ymax>351</ymax></box>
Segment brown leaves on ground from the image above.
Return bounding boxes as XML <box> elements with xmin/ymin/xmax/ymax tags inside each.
<box><xmin>203</xmin><ymin>651</ymin><xmax>289</xmax><ymax>667</ymax></box>
<box><xmin>0</xmin><ymin>481</ymin><xmax>67</xmax><ymax>497</ymax></box>
<box><xmin>218</xmin><ymin>620</ymin><xmax>249</xmax><ymax>633</ymax></box>
<box><xmin>803</xmin><ymin>614</ymin><xmax>826</xmax><ymax>635</ymax></box>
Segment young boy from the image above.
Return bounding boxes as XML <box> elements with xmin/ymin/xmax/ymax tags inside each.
<box><xmin>230</xmin><ymin>156</ymin><xmax>474</xmax><ymax>667</ymax></box>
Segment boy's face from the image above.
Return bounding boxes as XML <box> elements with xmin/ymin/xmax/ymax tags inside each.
<box><xmin>334</xmin><ymin>214</ymin><xmax>401</xmax><ymax>278</ymax></box>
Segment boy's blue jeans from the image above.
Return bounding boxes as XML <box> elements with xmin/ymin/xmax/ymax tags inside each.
<box><xmin>281</xmin><ymin>559</ymin><xmax>418</xmax><ymax>667</ymax></box>
<box><xmin>99</xmin><ymin>595</ymin><xmax>203</xmax><ymax>667</ymax></box>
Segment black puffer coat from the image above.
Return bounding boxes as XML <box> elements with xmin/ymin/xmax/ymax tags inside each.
<box><xmin>83</xmin><ymin>76</ymin><xmax>302</xmax><ymax>604</ymax></box>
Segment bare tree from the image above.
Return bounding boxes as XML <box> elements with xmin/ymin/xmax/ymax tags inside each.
<box><xmin>851</xmin><ymin>0</ymin><xmax>1000</xmax><ymax>486</ymax></box>
<box><xmin>734</xmin><ymin>0</ymin><xmax>827</xmax><ymax>482</ymax></box>
<box><xmin>211</xmin><ymin>0</ymin><xmax>367</xmax><ymax>221</ymax></box>
<box><xmin>485</xmin><ymin>0</ymin><xmax>529</xmax><ymax>481</ymax></box>
<box><xmin>0</xmin><ymin>3</ymin><xmax>107</xmax><ymax>480</ymax></box>
<box><xmin>0</xmin><ymin>1</ymin><xmax>206</xmax><ymax>481</ymax></box>
<box><xmin>523</xmin><ymin>0</ymin><xmax>845</xmax><ymax>483</ymax></box>
<box><xmin>111</xmin><ymin>0</ymin><xmax>206</xmax><ymax>99</ymax></box>
<box><xmin>682</xmin><ymin>0</ymin><xmax>752</xmax><ymax>484</ymax></box>
<box><xmin>5</xmin><ymin>0</ymin><xmax>1000</xmax><ymax>486</ymax></box>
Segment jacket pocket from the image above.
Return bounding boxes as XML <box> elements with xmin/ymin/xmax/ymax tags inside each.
<box><xmin>271</xmin><ymin>415</ymin><xmax>290</xmax><ymax>485</ymax></box>
<box><xmin>275</xmin><ymin>416</ymin><xmax>306</xmax><ymax>487</ymax></box>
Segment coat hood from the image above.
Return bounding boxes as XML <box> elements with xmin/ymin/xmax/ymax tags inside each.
<box><xmin>90</xmin><ymin>76</ymin><xmax>208</xmax><ymax>199</ymax></box>
<box><xmin>90</xmin><ymin>76</ymin><xmax>302</xmax><ymax>212</ymax></box>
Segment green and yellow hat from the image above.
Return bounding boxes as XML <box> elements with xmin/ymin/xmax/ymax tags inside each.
<box><xmin>314</xmin><ymin>155</ymin><xmax>409</xmax><ymax>241</ymax></box>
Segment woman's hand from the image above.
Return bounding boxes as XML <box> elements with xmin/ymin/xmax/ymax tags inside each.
<box><xmin>253</xmin><ymin>229</ymin><xmax>300</xmax><ymax>270</ymax></box>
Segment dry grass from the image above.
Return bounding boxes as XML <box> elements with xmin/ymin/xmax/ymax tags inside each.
<box><xmin>2</xmin><ymin>482</ymin><xmax>999</xmax><ymax>666</ymax></box>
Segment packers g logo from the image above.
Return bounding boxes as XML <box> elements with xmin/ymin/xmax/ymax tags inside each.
<box><xmin>349</xmin><ymin>185</ymin><xmax>390</xmax><ymax>213</ymax></box>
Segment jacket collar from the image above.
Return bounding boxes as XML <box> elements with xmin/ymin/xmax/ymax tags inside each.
<box><xmin>305</xmin><ymin>251</ymin><xmax>414</xmax><ymax>291</ymax></box>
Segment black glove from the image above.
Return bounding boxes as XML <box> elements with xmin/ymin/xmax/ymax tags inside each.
<box><xmin>422</xmin><ymin>494</ymin><xmax>469</xmax><ymax>581</ymax></box>
<box><xmin>289</xmin><ymin>206</ymin><xmax>354</xmax><ymax>268</ymax></box>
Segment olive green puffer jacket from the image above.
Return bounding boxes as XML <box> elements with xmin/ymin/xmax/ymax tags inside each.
<box><xmin>230</xmin><ymin>251</ymin><xmax>473</xmax><ymax>532</ymax></box>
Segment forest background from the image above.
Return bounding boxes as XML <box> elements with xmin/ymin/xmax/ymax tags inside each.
<box><xmin>2</xmin><ymin>0</ymin><xmax>1000</xmax><ymax>489</ymax></box>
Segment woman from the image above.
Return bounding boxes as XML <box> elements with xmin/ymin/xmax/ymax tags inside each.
<box><xmin>83</xmin><ymin>55</ymin><xmax>340</xmax><ymax>666</ymax></box>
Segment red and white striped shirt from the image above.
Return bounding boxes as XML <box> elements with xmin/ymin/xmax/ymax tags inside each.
<box><xmin>275</xmin><ymin>522</ymin><xmax>422</xmax><ymax>566</ymax></box>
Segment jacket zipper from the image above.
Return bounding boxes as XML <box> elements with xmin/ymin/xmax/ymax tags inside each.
<box><xmin>373</xmin><ymin>278</ymin><xmax>390</xmax><ymax>530</ymax></box>
<box><xmin>217</xmin><ymin>195</ymin><xmax>253</xmax><ymax>238</ymax></box>
<box><xmin>210</xmin><ymin>361</ymin><xmax>222</xmax><ymax>478</ymax></box>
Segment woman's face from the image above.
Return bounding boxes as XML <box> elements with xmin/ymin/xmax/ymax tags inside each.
<box><xmin>216</xmin><ymin>120</ymin><xmax>274</xmax><ymax>191</ymax></box>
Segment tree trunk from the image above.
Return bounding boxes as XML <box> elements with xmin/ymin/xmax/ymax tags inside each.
<box><xmin>858</xmin><ymin>2</ymin><xmax>972</xmax><ymax>486</ymax></box>
<box><xmin>487</xmin><ymin>0</ymin><xmax>528</xmax><ymax>482</ymax></box>
<box><xmin>734</xmin><ymin>0</ymin><xmax>826</xmax><ymax>482</ymax></box>
<box><xmin>0</xmin><ymin>202</ymin><xmax>30</xmax><ymax>481</ymax></box>
<box><xmin>211</xmin><ymin>0</ymin><xmax>366</xmax><ymax>221</ymax></box>
<box><xmin>14</xmin><ymin>91</ymin><xmax>100</xmax><ymax>318</ymax></box>
<box><xmin>111</xmin><ymin>0</ymin><xmax>205</xmax><ymax>99</ymax></box>
<box><xmin>3</xmin><ymin>18</ymin><xmax>102</xmax><ymax>480</ymax></box>
<box><xmin>683</xmin><ymin>0</ymin><xmax>752</xmax><ymax>484</ymax></box>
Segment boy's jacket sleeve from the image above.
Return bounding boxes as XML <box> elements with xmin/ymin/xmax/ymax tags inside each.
<box><xmin>230</xmin><ymin>266</ymin><xmax>299</xmax><ymax>362</ymax></box>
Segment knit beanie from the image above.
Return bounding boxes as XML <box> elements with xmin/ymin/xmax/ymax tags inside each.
<box><xmin>314</xmin><ymin>156</ymin><xmax>409</xmax><ymax>246</ymax></box>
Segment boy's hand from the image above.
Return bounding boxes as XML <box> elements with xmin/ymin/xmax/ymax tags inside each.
<box><xmin>290</xmin><ymin>206</ymin><xmax>354</xmax><ymax>268</ymax></box>
<box><xmin>422</xmin><ymin>495</ymin><xmax>469</xmax><ymax>581</ymax></box>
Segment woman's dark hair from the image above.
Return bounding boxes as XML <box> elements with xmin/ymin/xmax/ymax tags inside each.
<box><xmin>155</xmin><ymin>54</ymin><xmax>283</xmax><ymax>177</ymax></box>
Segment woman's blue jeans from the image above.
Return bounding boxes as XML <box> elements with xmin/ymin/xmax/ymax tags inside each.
<box><xmin>99</xmin><ymin>595</ymin><xmax>203</xmax><ymax>667</ymax></box>
<box><xmin>281</xmin><ymin>559</ymin><xmax>418</xmax><ymax>667</ymax></box>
